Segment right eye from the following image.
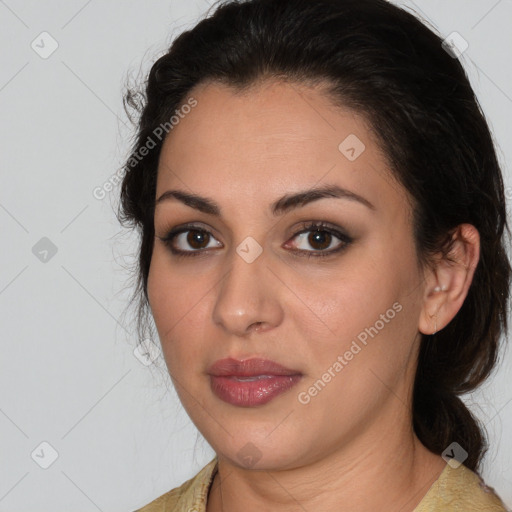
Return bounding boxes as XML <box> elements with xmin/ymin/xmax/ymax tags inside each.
<box><xmin>157</xmin><ymin>225</ymin><xmax>223</xmax><ymax>257</ymax></box>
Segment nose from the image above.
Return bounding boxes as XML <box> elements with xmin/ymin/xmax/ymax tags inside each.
<box><xmin>211</xmin><ymin>245</ymin><xmax>284</xmax><ymax>337</ymax></box>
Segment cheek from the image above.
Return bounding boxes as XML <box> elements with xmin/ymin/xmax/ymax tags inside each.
<box><xmin>148</xmin><ymin>249</ymin><xmax>201</xmax><ymax>325</ymax></box>
<box><xmin>292</xmin><ymin>238</ymin><xmax>418</xmax><ymax>373</ymax></box>
<box><xmin>147</xmin><ymin>250</ymin><xmax>212</xmax><ymax>369</ymax></box>
<box><xmin>291</xmin><ymin>272</ymin><xmax>417</xmax><ymax>423</ymax></box>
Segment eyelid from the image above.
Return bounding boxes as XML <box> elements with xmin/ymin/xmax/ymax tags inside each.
<box><xmin>288</xmin><ymin>220</ymin><xmax>350</xmax><ymax>240</ymax></box>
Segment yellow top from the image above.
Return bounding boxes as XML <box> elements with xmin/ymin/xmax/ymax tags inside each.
<box><xmin>134</xmin><ymin>456</ymin><xmax>509</xmax><ymax>512</ymax></box>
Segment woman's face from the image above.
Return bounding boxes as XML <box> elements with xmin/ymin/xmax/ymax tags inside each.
<box><xmin>148</xmin><ymin>79</ymin><xmax>429</xmax><ymax>469</ymax></box>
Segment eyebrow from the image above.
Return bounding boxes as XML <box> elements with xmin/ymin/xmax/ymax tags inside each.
<box><xmin>155</xmin><ymin>184</ymin><xmax>376</xmax><ymax>216</ymax></box>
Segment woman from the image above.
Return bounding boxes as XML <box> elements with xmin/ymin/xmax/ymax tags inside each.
<box><xmin>119</xmin><ymin>0</ymin><xmax>511</xmax><ymax>510</ymax></box>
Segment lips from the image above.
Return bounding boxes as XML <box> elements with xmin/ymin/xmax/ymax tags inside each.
<box><xmin>208</xmin><ymin>357</ymin><xmax>303</xmax><ymax>407</ymax></box>
<box><xmin>208</xmin><ymin>357</ymin><xmax>301</xmax><ymax>377</ymax></box>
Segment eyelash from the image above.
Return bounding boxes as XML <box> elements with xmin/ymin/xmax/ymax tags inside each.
<box><xmin>157</xmin><ymin>221</ymin><xmax>353</xmax><ymax>260</ymax></box>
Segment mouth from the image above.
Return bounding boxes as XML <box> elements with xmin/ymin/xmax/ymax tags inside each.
<box><xmin>229</xmin><ymin>375</ymin><xmax>276</xmax><ymax>381</ymax></box>
<box><xmin>207</xmin><ymin>358</ymin><xmax>303</xmax><ymax>407</ymax></box>
<box><xmin>207</xmin><ymin>357</ymin><xmax>301</xmax><ymax>377</ymax></box>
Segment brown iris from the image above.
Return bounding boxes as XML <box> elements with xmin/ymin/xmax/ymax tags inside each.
<box><xmin>307</xmin><ymin>230</ymin><xmax>331</xmax><ymax>250</ymax></box>
<box><xmin>187</xmin><ymin>230</ymin><xmax>210</xmax><ymax>249</ymax></box>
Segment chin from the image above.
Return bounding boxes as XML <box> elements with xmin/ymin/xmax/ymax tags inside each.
<box><xmin>205</xmin><ymin>425</ymin><xmax>312</xmax><ymax>470</ymax></box>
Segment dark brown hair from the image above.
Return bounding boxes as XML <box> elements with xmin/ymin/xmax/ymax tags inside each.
<box><xmin>117</xmin><ymin>0</ymin><xmax>511</xmax><ymax>472</ymax></box>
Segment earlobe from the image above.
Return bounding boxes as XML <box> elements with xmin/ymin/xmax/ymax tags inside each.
<box><xmin>418</xmin><ymin>224</ymin><xmax>480</xmax><ymax>336</ymax></box>
<box><xmin>418</xmin><ymin>297</ymin><xmax>443</xmax><ymax>335</ymax></box>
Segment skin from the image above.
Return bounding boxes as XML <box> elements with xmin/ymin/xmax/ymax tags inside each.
<box><xmin>147</xmin><ymin>79</ymin><xmax>480</xmax><ymax>512</ymax></box>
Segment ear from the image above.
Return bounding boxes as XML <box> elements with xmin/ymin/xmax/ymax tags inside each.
<box><xmin>418</xmin><ymin>224</ymin><xmax>480</xmax><ymax>335</ymax></box>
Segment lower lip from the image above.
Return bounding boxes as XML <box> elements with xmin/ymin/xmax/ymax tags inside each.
<box><xmin>209</xmin><ymin>374</ymin><xmax>302</xmax><ymax>407</ymax></box>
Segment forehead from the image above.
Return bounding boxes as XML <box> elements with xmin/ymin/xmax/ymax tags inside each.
<box><xmin>163</xmin><ymin>79</ymin><xmax>374</xmax><ymax>154</ymax></box>
<box><xmin>156</xmin><ymin>79</ymin><xmax>408</xmax><ymax>217</ymax></box>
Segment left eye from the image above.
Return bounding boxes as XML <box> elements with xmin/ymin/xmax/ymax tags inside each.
<box><xmin>290</xmin><ymin>230</ymin><xmax>342</xmax><ymax>251</ymax></box>
<box><xmin>285</xmin><ymin>223</ymin><xmax>352</xmax><ymax>256</ymax></box>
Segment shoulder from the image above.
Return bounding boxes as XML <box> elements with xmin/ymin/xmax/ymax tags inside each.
<box><xmin>415</xmin><ymin>463</ymin><xmax>510</xmax><ymax>511</ymax></box>
<box><xmin>133</xmin><ymin>456</ymin><xmax>218</xmax><ymax>512</ymax></box>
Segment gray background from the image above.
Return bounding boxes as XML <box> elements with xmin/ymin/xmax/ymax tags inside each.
<box><xmin>0</xmin><ymin>1</ymin><xmax>511</xmax><ymax>510</ymax></box>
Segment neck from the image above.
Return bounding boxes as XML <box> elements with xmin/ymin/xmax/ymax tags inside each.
<box><xmin>206</xmin><ymin>412</ymin><xmax>446</xmax><ymax>512</ymax></box>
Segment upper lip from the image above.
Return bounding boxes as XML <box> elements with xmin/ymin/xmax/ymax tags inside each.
<box><xmin>208</xmin><ymin>358</ymin><xmax>301</xmax><ymax>377</ymax></box>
